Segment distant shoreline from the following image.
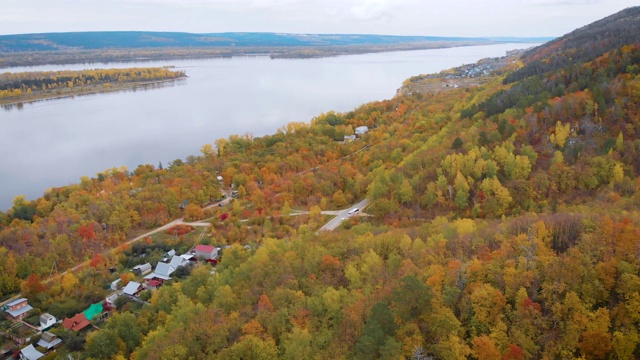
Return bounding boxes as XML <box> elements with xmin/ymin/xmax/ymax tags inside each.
<box><xmin>0</xmin><ymin>41</ymin><xmax>538</xmax><ymax>69</ymax></box>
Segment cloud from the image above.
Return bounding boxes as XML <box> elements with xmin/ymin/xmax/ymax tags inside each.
<box><xmin>0</xmin><ymin>0</ymin><xmax>635</xmax><ymax>37</ymax></box>
<box><xmin>349</xmin><ymin>0</ymin><xmax>413</xmax><ymax>21</ymax></box>
<box><xmin>527</xmin><ymin>0</ymin><xmax>601</xmax><ymax>5</ymax></box>
<box><xmin>112</xmin><ymin>0</ymin><xmax>303</xmax><ymax>10</ymax></box>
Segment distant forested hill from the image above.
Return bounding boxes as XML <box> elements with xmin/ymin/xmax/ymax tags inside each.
<box><xmin>505</xmin><ymin>6</ymin><xmax>640</xmax><ymax>83</ymax></box>
<box><xmin>0</xmin><ymin>31</ymin><xmax>549</xmax><ymax>52</ymax></box>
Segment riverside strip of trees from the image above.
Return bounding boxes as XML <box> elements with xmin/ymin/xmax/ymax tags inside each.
<box><xmin>0</xmin><ymin>67</ymin><xmax>186</xmax><ymax>103</ymax></box>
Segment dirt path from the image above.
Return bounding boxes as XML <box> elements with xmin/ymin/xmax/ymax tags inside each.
<box><xmin>0</xmin><ymin>191</ymin><xmax>357</xmax><ymax>306</ymax></box>
<box><xmin>41</xmin><ymin>193</ymin><xmax>229</xmax><ymax>286</ymax></box>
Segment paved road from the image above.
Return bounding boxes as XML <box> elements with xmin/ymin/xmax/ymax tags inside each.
<box><xmin>318</xmin><ymin>198</ymin><xmax>369</xmax><ymax>232</ymax></box>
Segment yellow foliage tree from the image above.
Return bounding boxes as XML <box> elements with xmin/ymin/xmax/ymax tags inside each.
<box><xmin>184</xmin><ymin>203</ymin><xmax>204</xmax><ymax>222</ymax></box>
<box><xmin>550</xmin><ymin>121</ymin><xmax>571</xmax><ymax>148</ymax></box>
<box><xmin>61</xmin><ymin>273</ymin><xmax>79</xmax><ymax>293</ymax></box>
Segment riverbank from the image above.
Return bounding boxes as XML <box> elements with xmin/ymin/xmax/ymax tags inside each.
<box><xmin>0</xmin><ymin>41</ymin><xmax>519</xmax><ymax>68</ymax></box>
<box><xmin>0</xmin><ymin>67</ymin><xmax>187</xmax><ymax>107</ymax></box>
<box><xmin>0</xmin><ymin>77</ymin><xmax>186</xmax><ymax>108</ymax></box>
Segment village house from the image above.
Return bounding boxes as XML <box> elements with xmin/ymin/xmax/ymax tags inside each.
<box><xmin>110</xmin><ymin>278</ymin><xmax>122</xmax><ymax>290</ymax></box>
<box><xmin>19</xmin><ymin>344</ymin><xmax>44</xmax><ymax>360</ymax></box>
<box><xmin>122</xmin><ymin>281</ymin><xmax>144</xmax><ymax>299</ymax></box>
<box><xmin>36</xmin><ymin>331</ymin><xmax>62</xmax><ymax>350</ymax></box>
<box><xmin>3</xmin><ymin>298</ymin><xmax>32</xmax><ymax>322</ymax></box>
<box><xmin>163</xmin><ymin>249</ymin><xmax>176</xmax><ymax>259</ymax></box>
<box><xmin>133</xmin><ymin>263</ymin><xmax>152</xmax><ymax>275</ymax></box>
<box><xmin>194</xmin><ymin>244</ymin><xmax>219</xmax><ymax>261</ymax></box>
<box><xmin>355</xmin><ymin>126</ymin><xmax>369</xmax><ymax>136</ymax></box>
<box><xmin>144</xmin><ymin>262</ymin><xmax>175</xmax><ymax>284</ymax></box>
<box><xmin>38</xmin><ymin>313</ymin><xmax>56</xmax><ymax>330</ymax></box>
<box><xmin>62</xmin><ymin>313</ymin><xmax>90</xmax><ymax>332</ymax></box>
<box><xmin>169</xmin><ymin>255</ymin><xmax>189</xmax><ymax>268</ymax></box>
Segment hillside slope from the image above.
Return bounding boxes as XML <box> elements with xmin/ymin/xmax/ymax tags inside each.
<box><xmin>505</xmin><ymin>6</ymin><xmax>640</xmax><ymax>83</ymax></box>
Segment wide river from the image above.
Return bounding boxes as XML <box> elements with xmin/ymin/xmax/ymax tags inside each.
<box><xmin>0</xmin><ymin>43</ymin><xmax>537</xmax><ymax>210</ymax></box>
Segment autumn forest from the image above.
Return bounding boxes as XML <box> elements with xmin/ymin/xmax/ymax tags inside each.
<box><xmin>1</xmin><ymin>6</ymin><xmax>640</xmax><ymax>360</ymax></box>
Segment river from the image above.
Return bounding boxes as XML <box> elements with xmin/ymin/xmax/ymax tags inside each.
<box><xmin>0</xmin><ymin>43</ymin><xmax>538</xmax><ymax>210</ymax></box>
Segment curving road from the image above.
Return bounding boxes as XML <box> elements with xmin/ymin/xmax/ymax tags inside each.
<box><xmin>318</xmin><ymin>198</ymin><xmax>369</xmax><ymax>232</ymax></box>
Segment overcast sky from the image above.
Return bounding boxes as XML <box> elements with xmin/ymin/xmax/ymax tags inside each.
<box><xmin>0</xmin><ymin>0</ymin><xmax>636</xmax><ymax>37</ymax></box>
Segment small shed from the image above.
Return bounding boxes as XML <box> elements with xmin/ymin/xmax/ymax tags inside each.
<box><xmin>36</xmin><ymin>331</ymin><xmax>62</xmax><ymax>350</ymax></box>
<box><xmin>355</xmin><ymin>126</ymin><xmax>369</xmax><ymax>136</ymax></box>
<box><xmin>133</xmin><ymin>263</ymin><xmax>152</xmax><ymax>275</ymax></box>
<box><xmin>105</xmin><ymin>291</ymin><xmax>123</xmax><ymax>308</ymax></box>
<box><xmin>38</xmin><ymin>313</ymin><xmax>56</xmax><ymax>330</ymax></box>
<box><xmin>110</xmin><ymin>279</ymin><xmax>122</xmax><ymax>290</ymax></box>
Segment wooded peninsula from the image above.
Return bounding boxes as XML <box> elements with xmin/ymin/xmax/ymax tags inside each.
<box><xmin>0</xmin><ymin>67</ymin><xmax>186</xmax><ymax>105</ymax></box>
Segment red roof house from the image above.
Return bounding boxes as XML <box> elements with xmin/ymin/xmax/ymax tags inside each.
<box><xmin>62</xmin><ymin>313</ymin><xmax>90</xmax><ymax>332</ymax></box>
<box><xmin>195</xmin><ymin>244</ymin><xmax>219</xmax><ymax>261</ymax></box>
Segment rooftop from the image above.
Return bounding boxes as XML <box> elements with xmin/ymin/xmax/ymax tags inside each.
<box><xmin>169</xmin><ymin>255</ymin><xmax>187</xmax><ymax>268</ymax></box>
<box><xmin>20</xmin><ymin>344</ymin><xmax>44</xmax><ymax>360</ymax></box>
<box><xmin>6</xmin><ymin>304</ymin><xmax>32</xmax><ymax>318</ymax></box>
<box><xmin>37</xmin><ymin>331</ymin><xmax>62</xmax><ymax>349</ymax></box>
<box><xmin>146</xmin><ymin>279</ymin><xmax>162</xmax><ymax>287</ymax></box>
<box><xmin>5</xmin><ymin>298</ymin><xmax>27</xmax><ymax>307</ymax></box>
<box><xmin>133</xmin><ymin>263</ymin><xmax>152</xmax><ymax>271</ymax></box>
<box><xmin>62</xmin><ymin>313</ymin><xmax>90</xmax><ymax>331</ymax></box>
<box><xmin>122</xmin><ymin>281</ymin><xmax>142</xmax><ymax>296</ymax></box>
<box><xmin>195</xmin><ymin>244</ymin><xmax>216</xmax><ymax>253</ymax></box>
<box><xmin>154</xmin><ymin>262</ymin><xmax>174</xmax><ymax>277</ymax></box>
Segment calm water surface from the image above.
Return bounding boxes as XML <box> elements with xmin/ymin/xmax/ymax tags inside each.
<box><xmin>0</xmin><ymin>43</ymin><xmax>537</xmax><ymax>210</ymax></box>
